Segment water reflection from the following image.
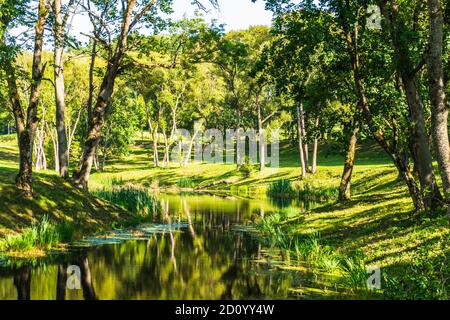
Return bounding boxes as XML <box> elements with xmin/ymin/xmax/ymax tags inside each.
<box><xmin>0</xmin><ymin>194</ymin><xmax>337</xmax><ymax>300</ymax></box>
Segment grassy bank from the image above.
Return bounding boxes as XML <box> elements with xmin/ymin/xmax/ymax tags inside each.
<box><xmin>0</xmin><ymin>135</ymin><xmax>148</xmax><ymax>258</ymax></box>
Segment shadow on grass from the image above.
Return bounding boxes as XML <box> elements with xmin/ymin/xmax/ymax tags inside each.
<box><xmin>0</xmin><ymin>166</ymin><xmax>133</xmax><ymax>237</ymax></box>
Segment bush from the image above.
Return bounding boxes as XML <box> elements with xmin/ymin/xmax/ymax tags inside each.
<box><xmin>297</xmin><ymin>182</ymin><xmax>338</xmax><ymax>201</ymax></box>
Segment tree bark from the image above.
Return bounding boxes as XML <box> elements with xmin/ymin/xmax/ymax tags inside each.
<box><xmin>152</xmin><ymin>123</ymin><xmax>160</xmax><ymax>167</ymax></box>
<box><xmin>427</xmin><ymin>0</ymin><xmax>450</xmax><ymax>217</ymax></box>
<box><xmin>256</xmin><ymin>93</ymin><xmax>265</xmax><ymax>171</ymax></box>
<box><xmin>299</xmin><ymin>103</ymin><xmax>309</xmax><ymax>172</ymax></box>
<box><xmin>339</xmin><ymin>123</ymin><xmax>359</xmax><ymax>201</ymax></box>
<box><xmin>379</xmin><ymin>0</ymin><xmax>442</xmax><ymax>211</ymax></box>
<box><xmin>53</xmin><ymin>0</ymin><xmax>69</xmax><ymax>179</ymax></box>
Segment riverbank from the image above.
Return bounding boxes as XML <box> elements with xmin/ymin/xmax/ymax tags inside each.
<box><xmin>0</xmin><ymin>136</ymin><xmax>144</xmax><ymax>259</ymax></box>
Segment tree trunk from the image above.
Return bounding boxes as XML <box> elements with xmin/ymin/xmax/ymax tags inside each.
<box><xmin>3</xmin><ymin>0</ymin><xmax>49</xmax><ymax>197</ymax></box>
<box><xmin>296</xmin><ymin>105</ymin><xmax>306</xmax><ymax>179</ymax></box>
<box><xmin>427</xmin><ymin>0</ymin><xmax>450</xmax><ymax>218</ymax></box>
<box><xmin>162</xmin><ymin>130</ymin><xmax>170</xmax><ymax>167</ymax></box>
<box><xmin>257</xmin><ymin>95</ymin><xmax>265</xmax><ymax>171</ymax></box>
<box><xmin>236</xmin><ymin>106</ymin><xmax>242</xmax><ymax>168</ymax></box>
<box><xmin>53</xmin><ymin>0</ymin><xmax>69</xmax><ymax>179</ymax></box>
<box><xmin>311</xmin><ymin>117</ymin><xmax>319</xmax><ymax>174</ymax></box>
<box><xmin>152</xmin><ymin>124</ymin><xmax>159</xmax><ymax>167</ymax></box>
<box><xmin>299</xmin><ymin>103</ymin><xmax>309</xmax><ymax>172</ymax></box>
<box><xmin>184</xmin><ymin>123</ymin><xmax>202</xmax><ymax>166</ymax></box>
<box><xmin>339</xmin><ymin>123</ymin><xmax>359</xmax><ymax>201</ymax></box>
<box><xmin>67</xmin><ymin>108</ymin><xmax>82</xmax><ymax>167</ymax></box>
<box><xmin>379</xmin><ymin>0</ymin><xmax>442</xmax><ymax>211</ymax></box>
<box><xmin>402</xmin><ymin>76</ymin><xmax>442</xmax><ymax>210</ymax></box>
<box><xmin>340</xmin><ymin>16</ymin><xmax>424</xmax><ymax>212</ymax></box>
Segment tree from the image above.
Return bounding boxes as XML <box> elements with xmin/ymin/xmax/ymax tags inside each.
<box><xmin>51</xmin><ymin>0</ymin><xmax>78</xmax><ymax>178</ymax></box>
<box><xmin>73</xmin><ymin>0</ymin><xmax>168</xmax><ymax>189</ymax></box>
<box><xmin>426</xmin><ymin>0</ymin><xmax>450</xmax><ymax>217</ymax></box>
<box><xmin>0</xmin><ymin>0</ymin><xmax>50</xmax><ymax>197</ymax></box>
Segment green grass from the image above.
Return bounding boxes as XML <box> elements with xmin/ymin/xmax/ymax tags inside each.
<box><xmin>0</xmin><ymin>134</ymin><xmax>146</xmax><ymax>257</ymax></box>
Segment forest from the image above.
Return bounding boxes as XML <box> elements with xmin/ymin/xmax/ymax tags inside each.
<box><xmin>0</xmin><ymin>0</ymin><xmax>449</xmax><ymax>300</ymax></box>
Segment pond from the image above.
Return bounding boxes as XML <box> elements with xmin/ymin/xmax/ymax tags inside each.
<box><xmin>0</xmin><ymin>193</ymin><xmax>347</xmax><ymax>300</ymax></box>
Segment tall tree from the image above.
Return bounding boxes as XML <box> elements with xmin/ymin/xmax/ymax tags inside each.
<box><xmin>73</xmin><ymin>0</ymin><xmax>163</xmax><ymax>188</ymax></box>
<box><xmin>1</xmin><ymin>0</ymin><xmax>50</xmax><ymax>197</ymax></box>
<box><xmin>426</xmin><ymin>0</ymin><xmax>450</xmax><ymax>217</ymax></box>
<box><xmin>52</xmin><ymin>0</ymin><xmax>77</xmax><ymax>178</ymax></box>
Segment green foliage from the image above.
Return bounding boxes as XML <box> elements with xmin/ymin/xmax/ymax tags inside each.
<box><xmin>383</xmin><ymin>245</ymin><xmax>449</xmax><ymax>299</ymax></box>
<box><xmin>297</xmin><ymin>182</ymin><xmax>338</xmax><ymax>201</ymax></box>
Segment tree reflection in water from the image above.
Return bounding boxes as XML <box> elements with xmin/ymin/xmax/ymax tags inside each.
<box><xmin>0</xmin><ymin>194</ymin><xmax>334</xmax><ymax>300</ymax></box>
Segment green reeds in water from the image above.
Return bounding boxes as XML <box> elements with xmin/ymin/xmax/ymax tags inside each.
<box><xmin>267</xmin><ymin>179</ymin><xmax>296</xmax><ymax>198</ymax></box>
<box><xmin>267</xmin><ymin>179</ymin><xmax>338</xmax><ymax>201</ymax></box>
<box><xmin>0</xmin><ymin>215</ymin><xmax>75</xmax><ymax>251</ymax></box>
<box><xmin>257</xmin><ymin>214</ymin><xmax>373</xmax><ymax>293</ymax></box>
<box><xmin>93</xmin><ymin>185</ymin><xmax>159</xmax><ymax>219</ymax></box>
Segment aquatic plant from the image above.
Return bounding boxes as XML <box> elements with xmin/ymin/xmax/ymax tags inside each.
<box><xmin>0</xmin><ymin>215</ymin><xmax>74</xmax><ymax>251</ymax></box>
<box><xmin>177</xmin><ymin>177</ymin><xmax>194</xmax><ymax>188</ymax></box>
<box><xmin>267</xmin><ymin>179</ymin><xmax>296</xmax><ymax>198</ymax></box>
<box><xmin>93</xmin><ymin>185</ymin><xmax>159</xmax><ymax>219</ymax></box>
<box><xmin>297</xmin><ymin>182</ymin><xmax>338</xmax><ymax>201</ymax></box>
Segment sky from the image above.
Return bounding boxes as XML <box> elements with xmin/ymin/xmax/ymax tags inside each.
<box><xmin>68</xmin><ymin>0</ymin><xmax>273</xmax><ymax>43</ymax></box>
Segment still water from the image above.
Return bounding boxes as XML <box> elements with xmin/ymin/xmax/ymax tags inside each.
<box><xmin>0</xmin><ymin>194</ymin><xmax>343</xmax><ymax>300</ymax></box>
